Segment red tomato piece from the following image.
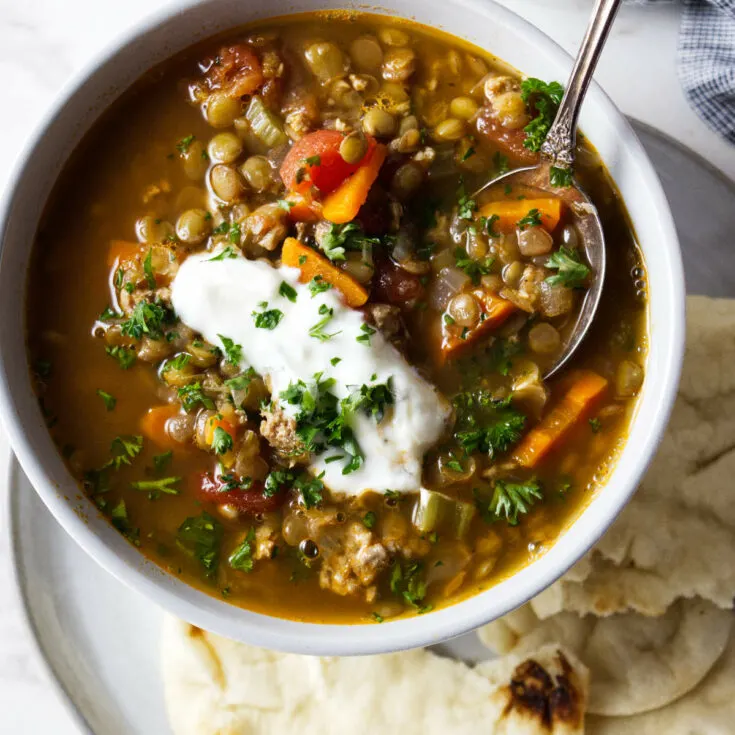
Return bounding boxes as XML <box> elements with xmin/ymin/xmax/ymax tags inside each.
<box><xmin>205</xmin><ymin>44</ymin><xmax>264</xmax><ymax>98</ymax></box>
<box><xmin>197</xmin><ymin>472</ymin><xmax>287</xmax><ymax>514</ymax></box>
<box><xmin>280</xmin><ymin>130</ymin><xmax>376</xmax><ymax>195</ymax></box>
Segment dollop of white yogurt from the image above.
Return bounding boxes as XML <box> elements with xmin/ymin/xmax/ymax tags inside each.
<box><xmin>171</xmin><ymin>251</ymin><xmax>450</xmax><ymax>496</ymax></box>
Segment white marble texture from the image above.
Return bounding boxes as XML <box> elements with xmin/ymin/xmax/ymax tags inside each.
<box><xmin>0</xmin><ymin>0</ymin><xmax>733</xmax><ymax>732</ymax></box>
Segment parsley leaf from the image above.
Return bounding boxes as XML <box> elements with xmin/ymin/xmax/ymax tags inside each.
<box><xmin>545</xmin><ymin>247</ymin><xmax>590</xmax><ymax>288</ymax></box>
<box><xmin>153</xmin><ymin>450</ymin><xmax>173</xmax><ymax>471</ymax></box>
<box><xmin>130</xmin><ymin>476</ymin><xmax>181</xmax><ymax>497</ymax></box>
<box><xmin>211</xmin><ymin>426</ymin><xmax>234</xmax><ymax>455</ymax></box>
<box><xmin>345</xmin><ymin>378</ymin><xmax>394</xmax><ymax>422</ymax></box>
<box><xmin>229</xmin><ymin>528</ymin><xmax>256</xmax><ymax>572</ymax></box>
<box><xmin>476</xmin><ymin>480</ymin><xmax>543</xmax><ymax>526</ymax></box>
<box><xmin>176</xmin><ymin>134</ymin><xmax>196</xmax><ymax>154</ymax></box>
<box><xmin>279</xmin><ymin>281</ymin><xmax>298</xmax><ymax>303</ymax></box>
<box><xmin>263</xmin><ymin>469</ymin><xmax>294</xmax><ymax>497</ymax></box>
<box><xmin>517</xmin><ymin>208</ymin><xmax>542</xmax><ymax>230</ymax></box>
<box><xmin>97</xmin><ymin>389</ymin><xmax>116</xmax><ymax>411</ymax></box>
<box><xmin>589</xmin><ymin>417</ymin><xmax>602</xmax><ymax>433</ymax></box>
<box><xmin>176</xmin><ymin>512</ymin><xmax>222</xmax><ymax>578</ymax></box>
<box><xmin>105</xmin><ymin>345</ymin><xmax>137</xmax><ymax>369</ymax></box>
<box><xmin>482</xmin><ymin>214</ymin><xmax>501</xmax><ymax>238</ymax></box>
<box><xmin>225</xmin><ymin>367</ymin><xmax>258</xmax><ymax>393</ymax></box>
<box><xmin>453</xmin><ymin>247</ymin><xmax>494</xmax><ymax>285</ymax></box>
<box><xmin>452</xmin><ymin>392</ymin><xmax>526</xmax><ymax>457</ymax></box>
<box><xmin>550</xmin><ymin>166</ymin><xmax>573</xmax><ymax>188</ymax></box>
<box><xmin>294</xmin><ymin>472</ymin><xmax>324</xmax><ymax>508</ymax></box>
<box><xmin>120</xmin><ymin>299</ymin><xmax>174</xmax><ymax>341</ymax></box>
<box><xmin>228</xmin><ymin>222</ymin><xmax>241</xmax><ymax>244</ymax></box>
<box><xmin>143</xmin><ymin>248</ymin><xmax>156</xmax><ymax>290</ymax></box>
<box><xmin>456</xmin><ymin>177</ymin><xmax>477</xmax><ymax>220</ymax></box>
<box><xmin>520</xmin><ymin>78</ymin><xmax>565</xmax><ymax>152</ymax></box>
<box><xmin>107</xmin><ymin>435</ymin><xmax>144</xmax><ymax>470</ymax></box>
<box><xmin>208</xmin><ymin>246</ymin><xmax>238</xmax><ymax>261</ymax></box>
<box><xmin>252</xmin><ymin>303</ymin><xmax>284</xmax><ymax>330</ymax></box>
<box><xmin>356</xmin><ymin>323</ymin><xmax>376</xmax><ymax>345</ymax></box>
<box><xmin>163</xmin><ymin>353</ymin><xmax>192</xmax><ymax>373</ymax></box>
<box><xmin>319</xmin><ymin>222</ymin><xmax>380</xmax><ymax>262</ymax></box>
<box><xmin>363</xmin><ymin>511</ymin><xmax>377</xmax><ymax>529</ymax></box>
<box><xmin>309</xmin><ymin>304</ymin><xmax>340</xmax><ymax>342</ymax></box>
<box><xmin>308</xmin><ymin>275</ymin><xmax>332</xmax><ymax>297</ymax></box>
<box><xmin>218</xmin><ymin>335</ymin><xmax>242</xmax><ymax>366</ymax></box>
<box><xmin>390</xmin><ymin>561</ymin><xmax>428</xmax><ymax>608</ymax></box>
<box><xmin>177</xmin><ymin>382</ymin><xmax>215</xmax><ymax>412</ymax></box>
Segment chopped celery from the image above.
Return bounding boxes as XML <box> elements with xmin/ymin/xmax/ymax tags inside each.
<box><xmin>412</xmin><ymin>487</ymin><xmax>476</xmax><ymax>540</ymax></box>
<box><xmin>245</xmin><ymin>96</ymin><xmax>288</xmax><ymax>148</ymax></box>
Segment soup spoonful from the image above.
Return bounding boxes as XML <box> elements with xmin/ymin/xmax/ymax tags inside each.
<box><xmin>474</xmin><ymin>0</ymin><xmax>622</xmax><ymax>379</ymax></box>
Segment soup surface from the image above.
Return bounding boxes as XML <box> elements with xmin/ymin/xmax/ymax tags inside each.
<box><xmin>27</xmin><ymin>13</ymin><xmax>647</xmax><ymax>623</ymax></box>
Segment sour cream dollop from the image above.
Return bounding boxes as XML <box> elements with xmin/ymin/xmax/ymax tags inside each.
<box><xmin>171</xmin><ymin>251</ymin><xmax>450</xmax><ymax>496</ymax></box>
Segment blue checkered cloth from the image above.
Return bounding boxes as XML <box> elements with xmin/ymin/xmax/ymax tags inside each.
<box><xmin>634</xmin><ymin>0</ymin><xmax>735</xmax><ymax>143</ymax></box>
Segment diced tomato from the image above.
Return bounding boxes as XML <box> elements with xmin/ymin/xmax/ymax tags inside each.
<box><xmin>280</xmin><ymin>130</ymin><xmax>376</xmax><ymax>195</ymax></box>
<box><xmin>197</xmin><ymin>472</ymin><xmax>287</xmax><ymax>514</ymax></box>
<box><xmin>372</xmin><ymin>258</ymin><xmax>426</xmax><ymax>306</ymax></box>
<box><xmin>205</xmin><ymin>44</ymin><xmax>264</xmax><ymax>98</ymax></box>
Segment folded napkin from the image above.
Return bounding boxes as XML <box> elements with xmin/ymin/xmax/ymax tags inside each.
<box><xmin>632</xmin><ymin>0</ymin><xmax>735</xmax><ymax>143</ymax></box>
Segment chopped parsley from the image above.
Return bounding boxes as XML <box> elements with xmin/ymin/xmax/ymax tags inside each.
<box><xmin>279</xmin><ymin>281</ymin><xmax>298</xmax><ymax>303</ymax></box>
<box><xmin>153</xmin><ymin>451</ymin><xmax>173</xmax><ymax>471</ymax></box>
<box><xmin>143</xmin><ymin>248</ymin><xmax>156</xmax><ymax>290</ymax></box>
<box><xmin>229</xmin><ymin>528</ymin><xmax>256</xmax><ymax>572</ymax></box>
<box><xmin>481</xmin><ymin>214</ymin><xmax>501</xmax><ymax>238</ymax></box>
<box><xmin>454</xmin><ymin>247</ymin><xmax>494</xmax><ymax>285</ymax></box>
<box><xmin>99</xmin><ymin>306</ymin><xmax>118</xmax><ymax>322</ymax></box>
<box><xmin>176</xmin><ymin>512</ymin><xmax>222</xmax><ymax>578</ymax></box>
<box><xmin>462</xmin><ymin>146</ymin><xmax>476</xmax><ymax>161</ymax></box>
<box><xmin>218</xmin><ymin>472</ymin><xmax>253</xmax><ymax>492</ymax></box>
<box><xmin>545</xmin><ymin>247</ymin><xmax>590</xmax><ymax>288</ymax></box>
<box><xmin>476</xmin><ymin>479</ymin><xmax>543</xmax><ymax>526</ymax></box>
<box><xmin>208</xmin><ymin>246</ymin><xmax>238</xmax><ymax>261</ymax></box>
<box><xmin>252</xmin><ymin>303</ymin><xmax>284</xmax><ymax>330</ymax></box>
<box><xmin>120</xmin><ymin>299</ymin><xmax>174</xmax><ymax>341</ymax></box>
<box><xmin>211</xmin><ymin>426</ymin><xmax>234</xmax><ymax>455</ymax></box>
<box><xmin>164</xmin><ymin>353</ymin><xmax>192</xmax><ymax>373</ymax></box>
<box><xmin>363</xmin><ymin>511</ymin><xmax>377</xmax><ymax>529</ymax></box>
<box><xmin>130</xmin><ymin>476</ymin><xmax>180</xmax><ymax>498</ymax></box>
<box><xmin>263</xmin><ymin>469</ymin><xmax>294</xmax><ymax>497</ymax></box>
<box><xmin>304</xmin><ymin>154</ymin><xmax>321</xmax><ymax>166</ymax></box>
<box><xmin>517</xmin><ymin>208</ymin><xmax>542</xmax><ymax>230</ymax></box>
<box><xmin>106</xmin><ymin>345</ymin><xmax>137</xmax><ymax>369</ymax></box>
<box><xmin>456</xmin><ymin>177</ymin><xmax>477</xmax><ymax>220</ymax></box>
<box><xmin>96</xmin><ymin>389</ymin><xmax>116</xmax><ymax>411</ymax></box>
<box><xmin>589</xmin><ymin>417</ymin><xmax>602</xmax><ymax>433</ymax></box>
<box><xmin>390</xmin><ymin>561</ymin><xmax>428</xmax><ymax>608</ymax></box>
<box><xmin>493</xmin><ymin>151</ymin><xmax>510</xmax><ymax>176</ymax></box>
<box><xmin>345</xmin><ymin>378</ymin><xmax>394</xmax><ymax>422</ymax></box>
<box><xmin>110</xmin><ymin>499</ymin><xmax>132</xmax><ymax>535</ymax></box>
<box><xmin>308</xmin><ymin>275</ymin><xmax>332</xmax><ymax>297</ymax></box>
<box><xmin>520</xmin><ymin>78</ymin><xmax>565</xmax><ymax>152</ymax></box>
<box><xmin>228</xmin><ymin>222</ymin><xmax>242</xmax><ymax>245</ymax></box>
<box><xmin>356</xmin><ymin>323</ymin><xmax>376</xmax><ymax>345</ymax></box>
<box><xmin>176</xmin><ymin>134</ymin><xmax>196</xmax><ymax>154</ymax></box>
<box><xmin>107</xmin><ymin>435</ymin><xmax>144</xmax><ymax>470</ymax></box>
<box><xmin>224</xmin><ymin>367</ymin><xmax>258</xmax><ymax>394</ymax></box>
<box><xmin>371</xmin><ymin>612</ymin><xmax>384</xmax><ymax>623</ymax></box>
<box><xmin>550</xmin><ymin>166</ymin><xmax>574</xmax><ymax>188</ymax></box>
<box><xmin>294</xmin><ymin>472</ymin><xmax>324</xmax><ymax>509</ymax></box>
<box><xmin>330</xmin><ymin>357</ymin><xmax>342</xmax><ymax>366</ymax></box>
<box><xmin>319</xmin><ymin>222</ymin><xmax>380</xmax><ymax>262</ymax></box>
<box><xmin>212</xmin><ymin>221</ymin><xmax>230</xmax><ymax>236</ymax></box>
<box><xmin>218</xmin><ymin>335</ymin><xmax>242</xmax><ymax>366</ymax></box>
<box><xmin>177</xmin><ymin>382</ymin><xmax>215</xmax><ymax>412</ymax></box>
<box><xmin>452</xmin><ymin>392</ymin><xmax>526</xmax><ymax>457</ymax></box>
<box><xmin>277</xmin><ymin>199</ymin><xmax>294</xmax><ymax>211</ymax></box>
<box><xmin>309</xmin><ymin>304</ymin><xmax>341</xmax><ymax>341</ymax></box>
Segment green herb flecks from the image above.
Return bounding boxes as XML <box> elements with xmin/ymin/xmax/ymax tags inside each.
<box><xmin>218</xmin><ymin>335</ymin><xmax>242</xmax><ymax>366</ymax></box>
<box><xmin>252</xmin><ymin>302</ymin><xmax>284</xmax><ymax>330</ymax></box>
<box><xmin>517</xmin><ymin>208</ymin><xmax>542</xmax><ymax>230</ymax></box>
<box><xmin>319</xmin><ymin>222</ymin><xmax>380</xmax><ymax>262</ymax></box>
<box><xmin>208</xmin><ymin>246</ymin><xmax>238</xmax><ymax>262</ymax></box>
<box><xmin>97</xmin><ymin>389</ymin><xmax>116</xmax><ymax>411</ymax></box>
<box><xmin>476</xmin><ymin>480</ymin><xmax>543</xmax><ymax>526</ymax></box>
<box><xmin>452</xmin><ymin>392</ymin><xmax>526</xmax><ymax>457</ymax></box>
<box><xmin>520</xmin><ymin>78</ymin><xmax>565</xmax><ymax>152</ymax></box>
<box><xmin>545</xmin><ymin>247</ymin><xmax>590</xmax><ymax>288</ymax></box>
<box><xmin>453</xmin><ymin>247</ymin><xmax>494</xmax><ymax>285</ymax></box>
<box><xmin>279</xmin><ymin>281</ymin><xmax>298</xmax><ymax>303</ymax></box>
<box><xmin>550</xmin><ymin>166</ymin><xmax>573</xmax><ymax>188</ymax></box>
<box><xmin>177</xmin><ymin>382</ymin><xmax>215</xmax><ymax>412</ymax></box>
<box><xmin>229</xmin><ymin>528</ymin><xmax>256</xmax><ymax>572</ymax></box>
<box><xmin>176</xmin><ymin>512</ymin><xmax>223</xmax><ymax>578</ymax></box>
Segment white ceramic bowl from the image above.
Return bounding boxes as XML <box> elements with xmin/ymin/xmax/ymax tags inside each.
<box><xmin>0</xmin><ymin>0</ymin><xmax>684</xmax><ymax>655</ymax></box>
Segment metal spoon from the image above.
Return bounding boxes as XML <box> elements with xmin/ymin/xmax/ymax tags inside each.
<box><xmin>474</xmin><ymin>0</ymin><xmax>622</xmax><ymax>379</ymax></box>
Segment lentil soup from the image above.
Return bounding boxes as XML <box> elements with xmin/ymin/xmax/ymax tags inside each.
<box><xmin>27</xmin><ymin>13</ymin><xmax>647</xmax><ymax>623</ymax></box>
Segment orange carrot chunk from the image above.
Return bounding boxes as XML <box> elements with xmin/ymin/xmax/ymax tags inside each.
<box><xmin>140</xmin><ymin>405</ymin><xmax>180</xmax><ymax>448</ymax></box>
<box><xmin>322</xmin><ymin>145</ymin><xmax>387</xmax><ymax>224</ymax></box>
<box><xmin>513</xmin><ymin>371</ymin><xmax>609</xmax><ymax>468</ymax></box>
<box><xmin>283</xmin><ymin>191</ymin><xmax>322</xmax><ymax>222</ymax></box>
<box><xmin>440</xmin><ymin>290</ymin><xmax>516</xmax><ymax>361</ymax></box>
<box><xmin>107</xmin><ymin>240</ymin><xmax>144</xmax><ymax>268</ymax></box>
<box><xmin>281</xmin><ymin>237</ymin><xmax>368</xmax><ymax>308</ymax></box>
<box><xmin>479</xmin><ymin>198</ymin><xmax>562</xmax><ymax>233</ymax></box>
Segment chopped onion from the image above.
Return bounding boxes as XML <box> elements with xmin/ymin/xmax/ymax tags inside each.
<box><xmin>429</xmin><ymin>266</ymin><xmax>471</xmax><ymax>310</ymax></box>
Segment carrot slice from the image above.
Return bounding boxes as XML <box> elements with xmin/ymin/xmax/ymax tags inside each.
<box><xmin>281</xmin><ymin>237</ymin><xmax>368</xmax><ymax>308</ymax></box>
<box><xmin>513</xmin><ymin>371</ymin><xmax>609</xmax><ymax>468</ymax></box>
<box><xmin>478</xmin><ymin>198</ymin><xmax>562</xmax><ymax>233</ymax></box>
<box><xmin>322</xmin><ymin>145</ymin><xmax>387</xmax><ymax>224</ymax></box>
<box><xmin>107</xmin><ymin>240</ymin><xmax>144</xmax><ymax>268</ymax></box>
<box><xmin>140</xmin><ymin>405</ymin><xmax>180</xmax><ymax>448</ymax></box>
<box><xmin>440</xmin><ymin>290</ymin><xmax>516</xmax><ymax>361</ymax></box>
<box><xmin>283</xmin><ymin>191</ymin><xmax>323</xmax><ymax>222</ymax></box>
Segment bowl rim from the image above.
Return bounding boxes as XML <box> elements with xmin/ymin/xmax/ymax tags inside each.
<box><xmin>0</xmin><ymin>0</ymin><xmax>685</xmax><ymax>655</ymax></box>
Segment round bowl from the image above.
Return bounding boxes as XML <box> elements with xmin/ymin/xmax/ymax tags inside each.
<box><xmin>0</xmin><ymin>0</ymin><xmax>685</xmax><ymax>655</ymax></box>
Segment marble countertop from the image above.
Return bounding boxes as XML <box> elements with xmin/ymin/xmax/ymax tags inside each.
<box><xmin>0</xmin><ymin>0</ymin><xmax>732</xmax><ymax>731</ymax></box>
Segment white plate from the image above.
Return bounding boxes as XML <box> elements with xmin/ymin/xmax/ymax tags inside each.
<box><xmin>9</xmin><ymin>120</ymin><xmax>735</xmax><ymax>733</ymax></box>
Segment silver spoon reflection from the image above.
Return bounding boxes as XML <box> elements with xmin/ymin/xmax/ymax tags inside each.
<box><xmin>474</xmin><ymin>0</ymin><xmax>622</xmax><ymax>380</ymax></box>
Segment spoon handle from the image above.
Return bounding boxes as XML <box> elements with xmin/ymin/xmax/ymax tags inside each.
<box><xmin>541</xmin><ymin>0</ymin><xmax>622</xmax><ymax>168</ymax></box>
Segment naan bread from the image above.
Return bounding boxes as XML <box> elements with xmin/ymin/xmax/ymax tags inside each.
<box><xmin>530</xmin><ymin>296</ymin><xmax>735</xmax><ymax>619</ymax></box>
<box><xmin>586</xmin><ymin>628</ymin><xmax>735</xmax><ymax>734</ymax></box>
<box><xmin>161</xmin><ymin>616</ymin><xmax>588</xmax><ymax>735</ymax></box>
<box><xmin>478</xmin><ymin>598</ymin><xmax>732</xmax><ymax>717</ymax></box>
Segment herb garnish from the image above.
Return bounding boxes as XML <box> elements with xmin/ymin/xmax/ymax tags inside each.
<box><xmin>97</xmin><ymin>389</ymin><xmax>116</xmax><ymax>411</ymax></box>
<box><xmin>517</xmin><ymin>208</ymin><xmax>542</xmax><ymax>230</ymax></box>
<box><xmin>279</xmin><ymin>281</ymin><xmax>298</xmax><ymax>303</ymax></box>
<box><xmin>131</xmin><ymin>476</ymin><xmax>180</xmax><ymax>499</ymax></box>
<box><xmin>252</xmin><ymin>302</ymin><xmax>284</xmax><ymax>330</ymax></box>
<box><xmin>309</xmin><ymin>304</ymin><xmax>341</xmax><ymax>342</ymax></box>
<box><xmin>208</xmin><ymin>246</ymin><xmax>238</xmax><ymax>261</ymax></box>
<box><xmin>176</xmin><ymin>134</ymin><xmax>196</xmax><ymax>154</ymax></box>
<box><xmin>176</xmin><ymin>512</ymin><xmax>222</xmax><ymax>578</ymax></box>
<box><xmin>229</xmin><ymin>528</ymin><xmax>256</xmax><ymax>572</ymax></box>
<box><xmin>356</xmin><ymin>323</ymin><xmax>376</xmax><ymax>345</ymax></box>
<box><xmin>120</xmin><ymin>299</ymin><xmax>174</xmax><ymax>341</ymax></box>
<box><xmin>453</xmin><ymin>247</ymin><xmax>494</xmax><ymax>285</ymax></box>
<box><xmin>319</xmin><ymin>222</ymin><xmax>380</xmax><ymax>262</ymax></box>
<box><xmin>105</xmin><ymin>345</ymin><xmax>137</xmax><ymax>369</ymax></box>
<box><xmin>218</xmin><ymin>335</ymin><xmax>242</xmax><ymax>366</ymax></box>
<box><xmin>308</xmin><ymin>275</ymin><xmax>332</xmax><ymax>297</ymax></box>
<box><xmin>520</xmin><ymin>78</ymin><xmax>564</xmax><ymax>152</ymax></box>
<box><xmin>476</xmin><ymin>480</ymin><xmax>543</xmax><ymax>526</ymax></box>
<box><xmin>550</xmin><ymin>166</ymin><xmax>573</xmax><ymax>188</ymax></box>
<box><xmin>211</xmin><ymin>426</ymin><xmax>234</xmax><ymax>456</ymax></box>
<box><xmin>452</xmin><ymin>392</ymin><xmax>526</xmax><ymax>457</ymax></box>
<box><xmin>345</xmin><ymin>378</ymin><xmax>394</xmax><ymax>422</ymax></box>
<box><xmin>390</xmin><ymin>561</ymin><xmax>429</xmax><ymax>609</ymax></box>
<box><xmin>456</xmin><ymin>178</ymin><xmax>477</xmax><ymax>220</ymax></box>
<box><xmin>143</xmin><ymin>249</ymin><xmax>156</xmax><ymax>290</ymax></box>
<box><xmin>177</xmin><ymin>382</ymin><xmax>215</xmax><ymax>412</ymax></box>
<box><xmin>545</xmin><ymin>247</ymin><xmax>590</xmax><ymax>288</ymax></box>
<box><xmin>153</xmin><ymin>451</ymin><xmax>173</xmax><ymax>471</ymax></box>
<box><xmin>363</xmin><ymin>511</ymin><xmax>377</xmax><ymax>529</ymax></box>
